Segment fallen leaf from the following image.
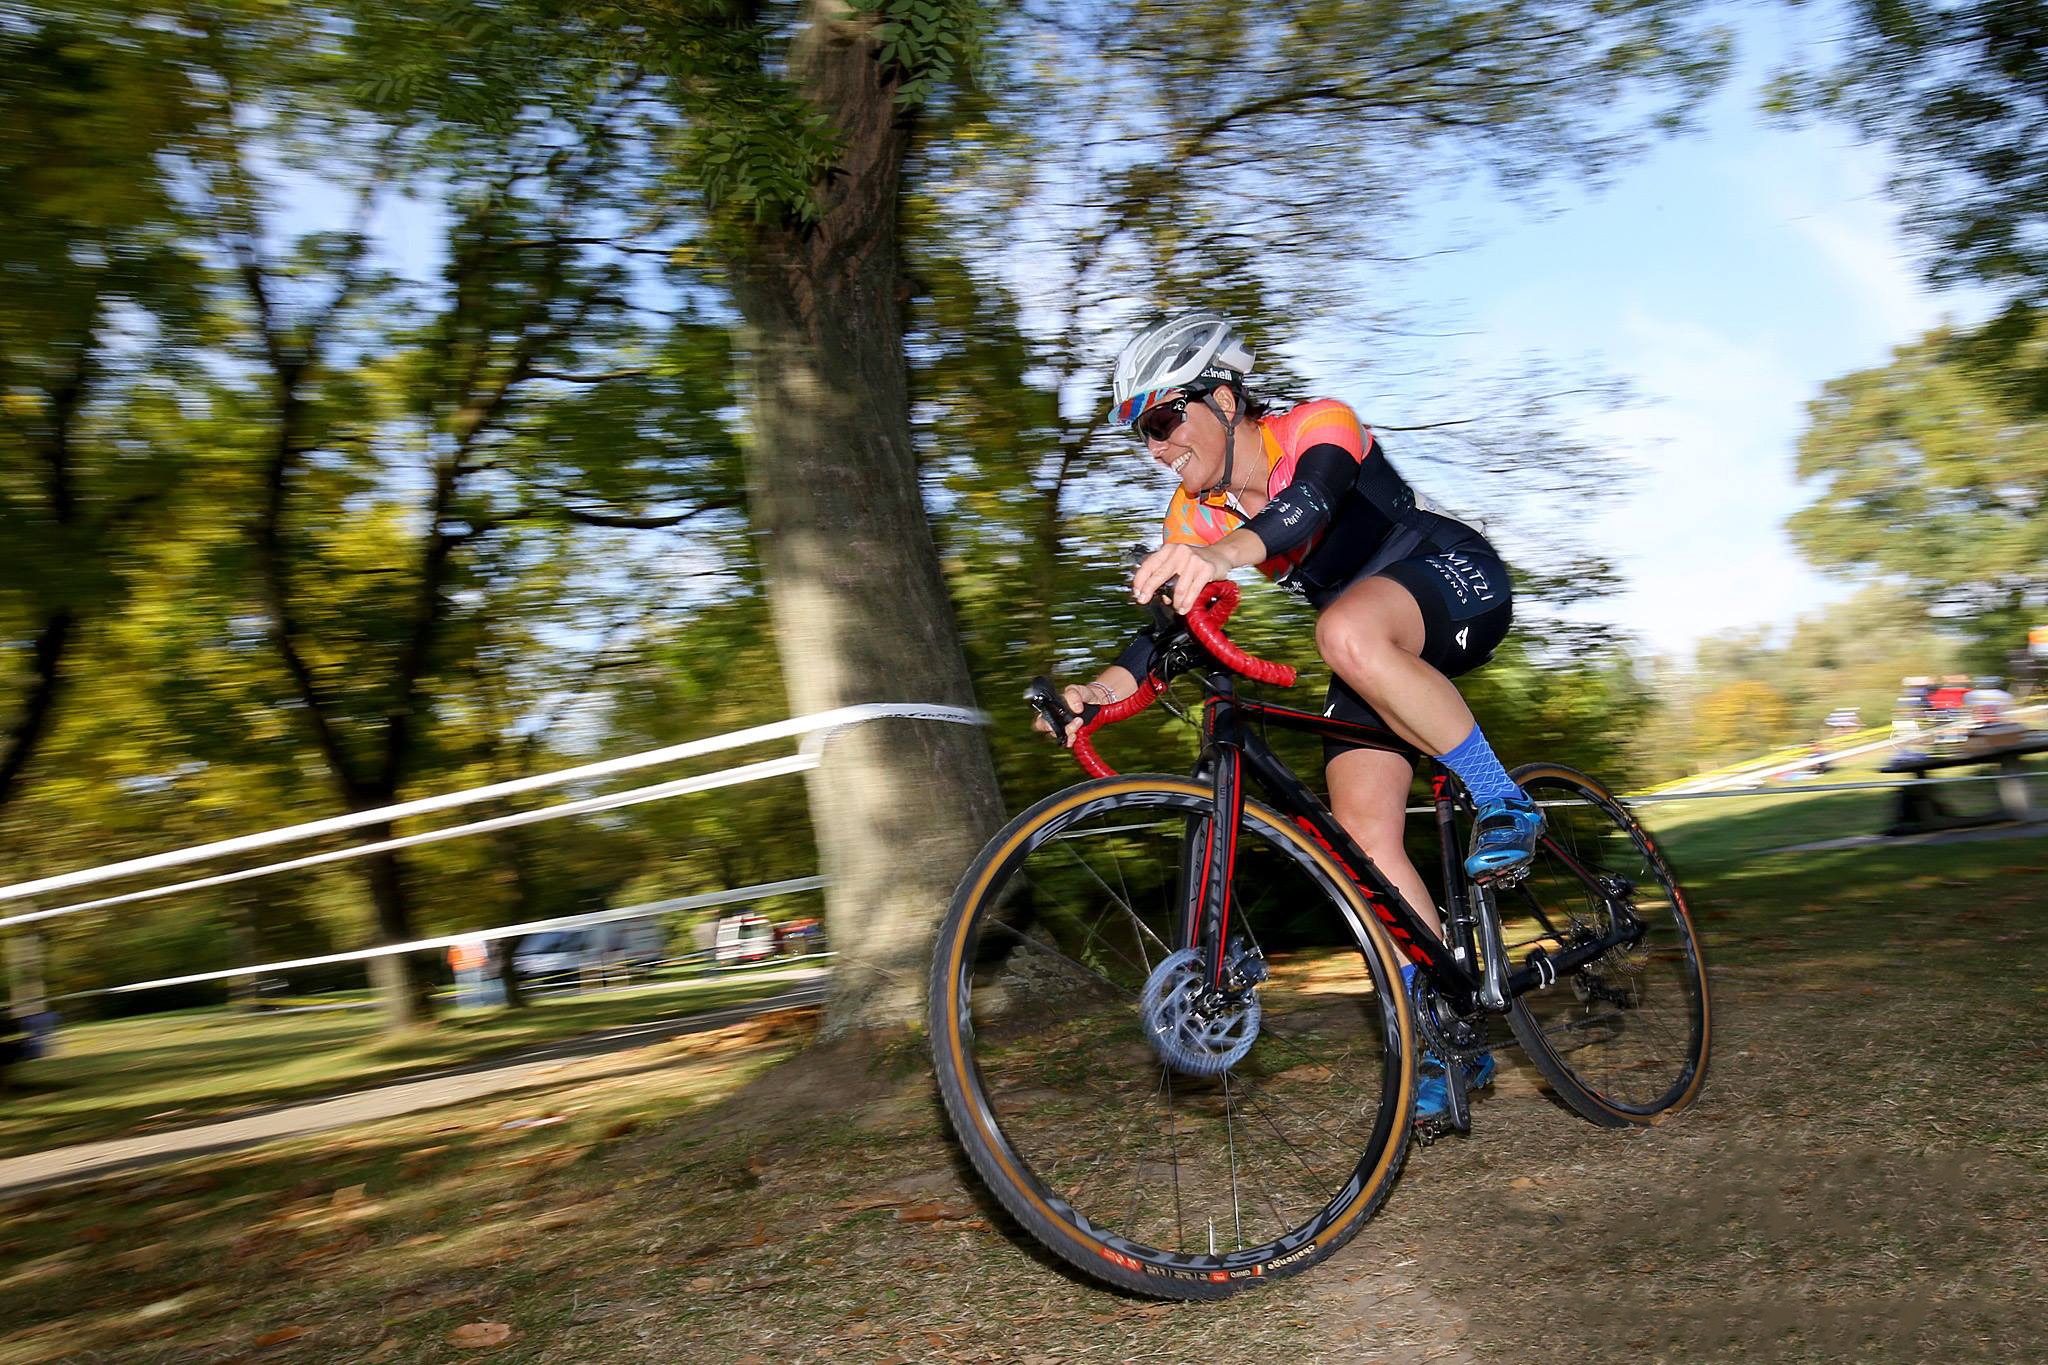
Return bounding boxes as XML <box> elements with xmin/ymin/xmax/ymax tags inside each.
<box><xmin>527</xmin><ymin>1207</ymin><xmax>589</xmax><ymax>1230</ymax></box>
<box><xmin>367</xmin><ymin>1338</ymin><xmax>401</xmax><ymax>1361</ymax></box>
<box><xmin>253</xmin><ymin>1325</ymin><xmax>312</xmax><ymax>1349</ymax></box>
<box><xmin>1507</xmin><ymin>1176</ymin><xmax>1537</xmax><ymax>1191</ymax></box>
<box><xmin>448</xmin><ymin>1321</ymin><xmax>515</xmax><ymax>1349</ymax></box>
<box><xmin>330</xmin><ymin>1185</ymin><xmax>367</xmax><ymax>1211</ymax></box>
<box><xmin>833</xmin><ymin>1194</ymin><xmax>907</xmax><ymax>1212</ymax></box>
<box><xmin>895</xmin><ymin>1203</ymin><xmax>976</xmax><ymax>1223</ymax></box>
<box><xmin>113</xmin><ymin>1242</ymin><xmax>170</xmax><ymax>1271</ymax></box>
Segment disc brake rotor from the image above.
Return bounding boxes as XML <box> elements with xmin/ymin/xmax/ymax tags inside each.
<box><xmin>1139</xmin><ymin>948</ymin><xmax>1260</xmax><ymax>1077</ymax></box>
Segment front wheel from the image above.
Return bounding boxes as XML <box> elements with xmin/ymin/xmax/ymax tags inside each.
<box><xmin>1498</xmin><ymin>764</ymin><xmax>1712</xmax><ymax>1127</ymax></box>
<box><xmin>930</xmin><ymin>776</ymin><xmax>1415</xmax><ymax>1299</ymax></box>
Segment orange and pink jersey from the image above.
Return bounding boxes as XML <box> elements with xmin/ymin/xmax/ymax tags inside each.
<box><xmin>1161</xmin><ymin>398</ymin><xmax>1374</xmax><ymax>580</ymax></box>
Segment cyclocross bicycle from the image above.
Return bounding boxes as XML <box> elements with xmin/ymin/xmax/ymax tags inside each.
<box><xmin>929</xmin><ymin>570</ymin><xmax>1711</xmax><ymax>1299</ymax></box>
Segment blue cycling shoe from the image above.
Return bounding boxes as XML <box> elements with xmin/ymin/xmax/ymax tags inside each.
<box><xmin>1415</xmin><ymin>1048</ymin><xmax>1496</xmax><ymax>1129</ymax></box>
<box><xmin>1464</xmin><ymin>796</ymin><xmax>1546</xmax><ymax>881</ymax></box>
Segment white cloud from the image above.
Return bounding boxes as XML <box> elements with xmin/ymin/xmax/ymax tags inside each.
<box><xmin>1779</xmin><ymin>199</ymin><xmax>1942</xmax><ymax>345</ymax></box>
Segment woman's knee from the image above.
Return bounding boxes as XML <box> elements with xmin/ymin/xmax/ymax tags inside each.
<box><xmin>1328</xmin><ymin>793</ymin><xmax>1405</xmax><ymax>857</ymax></box>
<box><xmin>1317</xmin><ymin>610</ymin><xmax>1406</xmax><ymax>699</ymax></box>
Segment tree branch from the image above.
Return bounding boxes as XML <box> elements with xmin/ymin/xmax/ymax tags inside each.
<box><xmin>526</xmin><ymin>367</ymin><xmax>648</xmax><ymax>384</ymax></box>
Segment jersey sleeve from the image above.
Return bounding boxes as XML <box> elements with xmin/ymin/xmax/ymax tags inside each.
<box><xmin>1289</xmin><ymin>399</ymin><xmax>1367</xmax><ymax>462</ymax></box>
<box><xmin>1242</xmin><ymin>443</ymin><xmax>1357</xmax><ymax>559</ymax></box>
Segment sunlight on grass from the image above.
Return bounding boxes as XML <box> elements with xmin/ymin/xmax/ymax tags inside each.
<box><xmin>0</xmin><ymin>963</ymin><xmax>820</xmax><ymax>1158</ymax></box>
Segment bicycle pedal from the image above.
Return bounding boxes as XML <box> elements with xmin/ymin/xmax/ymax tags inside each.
<box><xmin>1412</xmin><ymin>1114</ymin><xmax>1451</xmax><ymax>1146</ymax></box>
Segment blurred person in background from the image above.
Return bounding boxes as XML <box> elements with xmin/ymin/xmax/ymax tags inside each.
<box><xmin>1963</xmin><ymin>677</ymin><xmax>2014</xmax><ymax>728</ymax></box>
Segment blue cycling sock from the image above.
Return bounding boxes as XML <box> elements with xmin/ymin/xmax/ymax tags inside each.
<box><xmin>1437</xmin><ymin>724</ymin><xmax>1523</xmax><ymax>805</ymax></box>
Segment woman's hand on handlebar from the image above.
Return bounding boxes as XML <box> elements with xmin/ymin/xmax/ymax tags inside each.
<box><xmin>1134</xmin><ymin>542</ymin><xmax>1232</xmax><ymax>616</ymax></box>
<box><xmin>1031</xmin><ymin>683</ymin><xmax>1100</xmax><ymax>745</ymax></box>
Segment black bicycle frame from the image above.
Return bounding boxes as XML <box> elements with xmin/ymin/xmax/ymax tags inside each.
<box><xmin>1178</xmin><ymin>671</ymin><xmax>1647</xmax><ymax>1014</ymax></box>
<box><xmin>1176</xmin><ymin>672</ymin><xmax>1491</xmax><ymax>1009</ymax></box>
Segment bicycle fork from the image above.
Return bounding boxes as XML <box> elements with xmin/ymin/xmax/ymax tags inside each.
<box><xmin>1182</xmin><ymin>712</ymin><xmax>1247</xmax><ymax>993</ymax></box>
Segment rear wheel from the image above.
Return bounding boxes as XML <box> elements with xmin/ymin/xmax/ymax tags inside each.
<box><xmin>930</xmin><ymin>775</ymin><xmax>1415</xmax><ymax>1298</ymax></box>
<box><xmin>1498</xmin><ymin>764</ymin><xmax>1711</xmax><ymax>1126</ymax></box>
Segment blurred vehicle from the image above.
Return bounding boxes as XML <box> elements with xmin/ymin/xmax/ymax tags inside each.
<box><xmin>593</xmin><ymin>920</ymin><xmax>667</xmax><ymax>973</ymax></box>
<box><xmin>774</xmin><ymin>917</ymin><xmax>826</xmax><ymax>957</ymax></box>
<box><xmin>513</xmin><ymin>930</ymin><xmax>589</xmax><ymax>984</ymax></box>
<box><xmin>714</xmin><ymin>912</ymin><xmax>776</xmax><ymax>965</ymax></box>
<box><xmin>515</xmin><ymin>922</ymin><xmax>667</xmax><ymax>986</ymax></box>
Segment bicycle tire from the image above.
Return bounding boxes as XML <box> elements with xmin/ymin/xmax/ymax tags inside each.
<box><xmin>930</xmin><ymin>775</ymin><xmax>1415</xmax><ymax>1299</ymax></box>
<box><xmin>1498</xmin><ymin>763</ymin><xmax>1712</xmax><ymax>1127</ymax></box>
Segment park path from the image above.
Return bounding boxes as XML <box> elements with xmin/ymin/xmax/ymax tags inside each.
<box><xmin>0</xmin><ymin>971</ymin><xmax>826</xmax><ymax>1198</ymax></box>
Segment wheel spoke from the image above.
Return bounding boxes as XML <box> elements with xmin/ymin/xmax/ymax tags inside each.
<box><xmin>1506</xmin><ymin>773</ymin><xmax>1709</xmax><ymax>1122</ymax></box>
<box><xmin>936</xmin><ymin>785</ymin><xmax>1411</xmax><ymax>1289</ymax></box>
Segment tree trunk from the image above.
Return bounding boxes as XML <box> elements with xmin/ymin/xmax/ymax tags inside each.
<box><xmin>6</xmin><ymin>930</ymin><xmax>47</xmax><ymax>1017</ymax></box>
<box><xmin>492</xmin><ymin>822</ymin><xmax>541</xmax><ymax>1010</ymax></box>
<box><xmin>723</xmin><ymin>4</ymin><xmax>1004</xmax><ymax>1036</ymax></box>
<box><xmin>495</xmin><ymin>935</ymin><xmax>527</xmax><ymax>1010</ymax></box>
<box><xmin>229</xmin><ymin>890</ymin><xmax>260</xmax><ymax>1010</ymax></box>
<box><xmin>358</xmin><ymin>825</ymin><xmax>431</xmax><ymax>1028</ymax></box>
<box><xmin>0</xmin><ymin>608</ymin><xmax>77</xmax><ymax>818</ymax></box>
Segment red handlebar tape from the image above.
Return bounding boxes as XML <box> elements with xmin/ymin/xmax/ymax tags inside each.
<box><xmin>1068</xmin><ymin>581</ymin><xmax>1296</xmax><ymax>777</ymax></box>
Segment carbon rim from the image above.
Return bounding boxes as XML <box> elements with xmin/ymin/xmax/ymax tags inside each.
<box><xmin>1499</xmin><ymin>769</ymin><xmax>1709</xmax><ymax>1119</ymax></box>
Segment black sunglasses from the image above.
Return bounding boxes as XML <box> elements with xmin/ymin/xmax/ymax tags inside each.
<box><xmin>1134</xmin><ymin>394</ymin><xmax>1193</xmax><ymax>443</ymax></box>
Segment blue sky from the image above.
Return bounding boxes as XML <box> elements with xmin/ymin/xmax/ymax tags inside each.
<box><xmin>1285</xmin><ymin>4</ymin><xmax>1977</xmax><ymax>661</ymax></box>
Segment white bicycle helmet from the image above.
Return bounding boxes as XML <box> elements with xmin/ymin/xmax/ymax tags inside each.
<box><xmin>1107</xmin><ymin>312</ymin><xmax>1256</xmax><ymax>429</ymax></box>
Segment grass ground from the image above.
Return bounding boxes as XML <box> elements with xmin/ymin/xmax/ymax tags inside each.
<box><xmin>1</xmin><ymin>778</ymin><xmax>2044</xmax><ymax>1363</ymax></box>
<box><xmin>0</xmin><ymin>964</ymin><xmax>815</xmax><ymax>1159</ymax></box>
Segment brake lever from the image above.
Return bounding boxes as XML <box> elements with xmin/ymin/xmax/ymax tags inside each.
<box><xmin>1024</xmin><ymin>677</ymin><xmax>1099</xmax><ymax>747</ymax></box>
<box><xmin>1118</xmin><ymin>540</ymin><xmax>1191</xmax><ymax>631</ymax></box>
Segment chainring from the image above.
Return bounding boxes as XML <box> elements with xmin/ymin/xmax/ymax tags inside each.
<box><xmin>1410</xmin><ymin>972</ymin><xmax>1489</xmax><ymax>1066</ymax></box>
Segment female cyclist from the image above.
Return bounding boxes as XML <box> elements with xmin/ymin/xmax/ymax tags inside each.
<box><xmin>1050</xmin><ymin>311</ymin><xmax>1543</xmax><ymax>1127</ymax></box>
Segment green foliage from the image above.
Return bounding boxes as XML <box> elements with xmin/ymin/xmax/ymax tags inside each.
<box><xmin>1776</xmin><ymin>1</ymin><xmax>2048</xmax><ymax>411</ymax></box>
<box><xmin>1791</xmin><ymin>323</ymin><xmax>2047</xmax><ymax>661</ymax></box>
<box><xmin>6</xmin><ymin>0</ymin><xmax>1745</xmax><ymax>1012</ymax></box>
<box><xmin>851</xmin><ymin>0</ymin><xmax>991</xmax><ymax>107</ymax></box>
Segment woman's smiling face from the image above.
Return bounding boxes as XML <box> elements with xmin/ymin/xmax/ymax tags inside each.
<box><xmin>1142</xmin><ymin>388</ymin><xmax>1238</xmax><ymax>493</ymax></box>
